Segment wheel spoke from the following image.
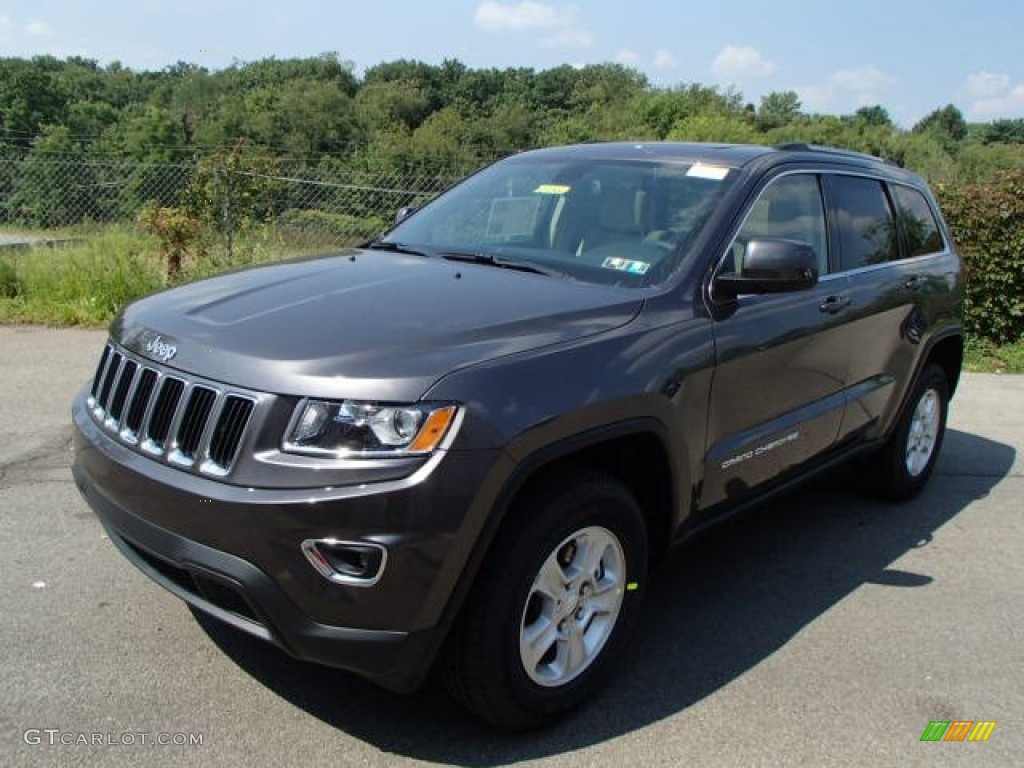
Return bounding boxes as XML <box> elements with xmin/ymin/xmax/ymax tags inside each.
<box><xmin>522</xmin><ymin>617</ymin><xmax>559</xmax><ymax>670</ymax></box>
<box><xmin>576</xmin><ymin>533</ymin><xmax>608</xmax><ymax>581</ymax></box>
<box><xmin>586</xmin><ymin>584</ymin><xmax>621</xmax><ymax>617</ymax></box>
<box><xmin>559</xmin><ymin>628</ymin><xmax>587</xmax><ymax>677</ymax></box>
<box><xmin>534</xmin><ymin>556</ymin><xmax>568</xmax><ymax>602</ymax></box>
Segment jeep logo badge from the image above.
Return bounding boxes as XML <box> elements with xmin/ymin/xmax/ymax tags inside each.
<box><xmin>144</xmin><ymin>334</ymin><xmax>178</xmax><ymax>363</ymax></box>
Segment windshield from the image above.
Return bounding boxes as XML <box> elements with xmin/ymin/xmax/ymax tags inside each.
<box><xmin>380</xmin><ymin>154</ymin><xmax>737</xmax><ymax>287</ymax></box>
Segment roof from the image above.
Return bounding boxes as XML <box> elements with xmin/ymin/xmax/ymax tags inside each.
<box><xmin>515</xmin><ymin>141</ymin><xmax>775</xmax><ymax>168</ymax></box>
<box><xmin>512</xmin><ymin>140</ymin><xmax>901</xmax><ymax>174</ymax></box>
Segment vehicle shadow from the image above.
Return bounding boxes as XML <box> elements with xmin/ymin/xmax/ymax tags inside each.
<box><xmin>195</xmin><ymin>427</ymin><xmax>1014</xmax><ymax>764</ymax></box>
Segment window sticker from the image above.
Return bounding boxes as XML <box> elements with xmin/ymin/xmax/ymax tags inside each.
<box><xmin>534</xmin><ymin>183</ymin><xmax>571</xmax><ymax>195</ymax></box>
<box><xmin>602</xmin><ymin>257</ymin><xmax>650</xmax><ymax>275</ymax></box>
<box><xmin>486</xmin><ymin>196</ymin><xmax>540</xmax><ymax>238</ymax></box>
<box><xmin>686</xmin><ymin>164</ymin><xmax>730</xmax><ymax>181</ymax></box>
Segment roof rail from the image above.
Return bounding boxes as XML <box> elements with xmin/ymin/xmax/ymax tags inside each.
<box><xmin>774</xmin><ymin>142</ymin><xmax>898</xmax><ymax>166</ymax></box>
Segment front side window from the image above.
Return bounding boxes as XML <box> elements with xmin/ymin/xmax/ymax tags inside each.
<box><xmin>829</xmin><ymin>176</ymin><xmax>898</xmax><ymax>270</ymax></box>
<box><xmin>730</xmin><ymin>173</ymin><xmax>828</xmax><ymax>276</ymax></box>
<box><xmin>380</xmin><ymin>155</ymin><xmax>737</xmax><ymax>287</ymax></box>
<box><xmin>891</xmin><ymin>184</ymin><xmax>945</xmax><ymax>258</ymax></box>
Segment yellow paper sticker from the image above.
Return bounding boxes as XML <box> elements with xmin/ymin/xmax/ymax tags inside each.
<box><xmin>534</xmin><ymin>184</ymin><xmax>571</xmax><ymax>195</ymax></box>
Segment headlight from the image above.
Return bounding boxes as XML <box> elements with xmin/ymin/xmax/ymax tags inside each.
<box><xmin>283</xmin><ymin>399</ymin><xmax>459</xmax><ymax>458</ymax></box>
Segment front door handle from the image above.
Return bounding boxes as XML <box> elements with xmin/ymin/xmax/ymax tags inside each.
<box><xmin>819</xmin><ymin>294</ymin><xmax>852</xmax><ymax>314</ymax></box>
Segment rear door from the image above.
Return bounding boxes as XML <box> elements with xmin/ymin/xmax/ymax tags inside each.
<box><xmin>825</xmin><ymin>175</ymin><xmax>953</xmax><ymax>441</ymax></box>
<box><xmin>701</xmin><ymin>171</ymin><xmax>854</xmax><ymax>509</ymax></box>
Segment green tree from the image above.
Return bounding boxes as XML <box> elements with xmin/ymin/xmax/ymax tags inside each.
<box><xmin>756</xmin><ymin>90</ymin><xmax>802</xmax><ymax>131</ymax></box>
<box><xmin>913</xmin><ymin>104</ymin><xmax>968</xmax><ymax>148</ymax></box>
<box><xmin>632</xmin><ymin>83</ymin><xmax>744</xmax><ymax>138</ymax></box>
<box><xmin>854</xmin><ymin>105</ymin><xmax>893</xmax><ymax>128</ymax></box>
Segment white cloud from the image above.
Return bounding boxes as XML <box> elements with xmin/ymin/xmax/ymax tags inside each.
<box><xmin>711</xmin><ymin>44</ymin><xmax>776</xmax><ymax>81</ymax></box>
<box><xmin>962</xmin><ymin>71</ymin><xmax>1024</xmax><ymax>119</ymax></box>
<box><xmin>796</xmin><ymin>66</ymin><xmax>896</xmax><ymax>113</ymax></box>
<box><xmin>26</xmin><ymin>18</ymin><xmax>55</xmax><ymax>37</ymax></box>
<box><xmin>0</xmin><ymin>13</ymin><xmax>12</xmax><ymax>40</ymax></box>
<box><xmin>796</xmin><ymin>84</ymin><xmax>832</xmax><ymax>113</ymax></box>
<box><xmin>830</xmin><ymin>66</ymin><xmax>894</xmax><ymax>92</ymax></box>
<box><xmin>475</xmin><ymin>1</ymin><xmax>574</xmax><ymax>31</ymax></box>
<box><xmin>615</xmin><ymin>49</ymin><xmax>639</xmax><ymax>66</ymax></box>
<box><xmin>962</xmin><ymin>71</ymin><xmax>1010</xmax><ymax>101</ymax></box>
<box><xmin>474</xmin><ymin>1</ymin><xmax>594</xmax><ymax>48</ymax></box>
<box><xmin>540</xmin><ymin>27</ymin><xmax>594</xmax><ymax>48</ymax></box>
<box><xmin>653</xmin><ymin>49</ymin><xmax>678</xmax><ymax>71</ymax></box>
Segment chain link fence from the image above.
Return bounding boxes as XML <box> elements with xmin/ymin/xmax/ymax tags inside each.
<box><xmin>0</xmin><ymin>154</ymin><xmax>470</xmax><ymax>252</ymax></box>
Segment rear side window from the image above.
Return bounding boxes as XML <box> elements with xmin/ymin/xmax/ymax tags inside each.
<box><xmin>829</xmin><ymin>176</ymin><xmax>897</xmax><ymax>270</ymax></box>
<box><xmin>891</xmin><ymin>184</ymin><xmax>945</xmax><ymax>257</ymax></box>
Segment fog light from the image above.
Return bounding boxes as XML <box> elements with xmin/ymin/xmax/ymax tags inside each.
<box><xmin>301</xmin><ymin>539</ymin><xmax>387</xmax><ymax>586</ymax></box>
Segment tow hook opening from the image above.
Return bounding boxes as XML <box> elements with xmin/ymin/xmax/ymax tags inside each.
<box><xmin>301</xmin><ymin>539</ymin><xmax>387</xmax><ymax>586</ymax></box>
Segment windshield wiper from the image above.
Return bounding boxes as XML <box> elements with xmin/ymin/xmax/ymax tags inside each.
<box><xmin>438</xmin><ymin>250</ymin><xmax>566</xmax><ymax>278</ymax></box>
<box><xmin>364</xmin><ymin>240</ymin><xmax>433</xmax><ymax>258</ymax></box>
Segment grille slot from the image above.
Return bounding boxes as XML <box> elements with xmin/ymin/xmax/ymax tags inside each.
<box><xmin>123</xmin><ymin>368</ymin><xmax>158</xmax><ymax>436</ymax></box>
<box><xmin>108</xmin><ymin>360</ymin><xmax>138</xmax><ymax>424</ymax></box>
<box><xmin>208</xmin><ymin>396</ymin><xmax>255</xmax><ymax>470</ymax></box>
<box><xmin>87</xmin><ymin>342</ymin><xmax>258</xmax><ymax>476</ymax></box>
<box><xmin>90</xmin><ymin>345</ymin><xmax>111</xmax><ymax>400</ymax></box>
<box><xmin>146</xmin><ymin>377</ymin><xmax>185</xmax><ymax>449</ymax></box>
<box><xmin>175</xmin><ymin>386</ymin><xmax>217</xmax><ymax>461</ymax></box>
<box><xmin>97</xmin><ymin>351</ymin><xmax>122</xmax><ymax>410</ymax></box>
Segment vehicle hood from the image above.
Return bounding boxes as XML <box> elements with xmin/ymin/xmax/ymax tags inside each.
<box><xmin>112</xmin><ymin>250</ymin><xmax>644</xmax><ymax>401</ymax></box>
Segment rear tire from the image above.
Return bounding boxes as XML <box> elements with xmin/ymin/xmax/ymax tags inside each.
<box><xmin>441</xmin><ymin>471</ymin><xmax>648</xmax><ymax>730</ymax></box>
<box><xmin>864</xmin><ymin>363</ymin><xmax>949</xmax><ymax>501</ymax></box>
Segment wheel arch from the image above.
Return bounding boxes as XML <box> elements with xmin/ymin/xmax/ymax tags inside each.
<box><xmin>926</xmin><ymin>330</ymin><xmax>964</xmax><ymax>397</ymax></box>
<box><xmin>427</xmin><ymin>419</ymin><xmax>681</xmax><ymax>675</ymax></box>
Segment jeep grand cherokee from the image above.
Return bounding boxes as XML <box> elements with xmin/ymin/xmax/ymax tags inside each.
<box><xmin>72</xmin><ymin>142</ymin><xmax>964</xmax><ymax>729</ymax></box>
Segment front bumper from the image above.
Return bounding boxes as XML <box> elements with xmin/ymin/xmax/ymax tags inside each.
<box><xmin>71</xmin><ymin>387</ymin><xmax>501</xmax><ymax>692</ymax></box>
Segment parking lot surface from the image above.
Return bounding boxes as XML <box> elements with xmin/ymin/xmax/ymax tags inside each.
<box><xmin>1</xmin><ymin>325</ymin><xmax>1020</xmax><ymax>767</ymax></box>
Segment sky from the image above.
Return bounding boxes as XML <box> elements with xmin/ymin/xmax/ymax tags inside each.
<box><xmin>2</xmin><ymin>0</ymin><xmax>1023</xmax><ymax>127</ymax></box>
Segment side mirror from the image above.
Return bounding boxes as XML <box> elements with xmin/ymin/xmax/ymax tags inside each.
<box><xmin>395</xmin><ymin>206</ymin><xmax>417</xmax><ymax>224</ymax></box>
<box><xmin>715</xmin><ymin>238</ymin><xmax>819</xmax><ymax>297</ymax></box>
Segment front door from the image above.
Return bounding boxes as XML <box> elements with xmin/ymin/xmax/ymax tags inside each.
<box><xmin>701</xmin><ymin>172</ymin><xmax>853</xmax><ymax>509</ymax></box>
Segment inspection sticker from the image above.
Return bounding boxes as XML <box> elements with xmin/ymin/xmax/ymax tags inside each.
<box><xmin>534</xmin><ymin>183</ymin><xmax>571</xmax><ymax>195</ymax></box>
<box><xmin>602</xmin><ymin>257</ymin><xmax>650</xmax><ymax>275</ymax></box>
<box><xmin>686</xmin><ymin>164</ymin><xmax>730</xmax><ymax>180</ymax></box>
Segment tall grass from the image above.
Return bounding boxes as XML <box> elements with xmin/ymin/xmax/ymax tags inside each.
<box><xmin>0</xmin><ymin>224</ymin><xmax>338</xmax><ymax>326</ymax></box>
<box><xmin>0</xmin><ymin>228</ymin><xmax>165</xmax><ymax>325</ymax></box>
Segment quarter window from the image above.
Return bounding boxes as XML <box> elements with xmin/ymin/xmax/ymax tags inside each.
<box><xmin>829</xmin><ymin>176</ymin><xmax>898</xmax><ymax>270</ymax></box>
<box><xmin>891</xmin><ymin>185</ymin><xmax>945</xmax><ymax>257</ymax></box>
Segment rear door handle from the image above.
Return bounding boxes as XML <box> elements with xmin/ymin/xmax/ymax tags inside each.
<box><xmin>819</xmin><ymin>294</ymin><xmax>852</xmax><ymax>314</ymax></box>
<box><xmin>903</xmin><ymin>275</ymin><xmax>924</xmax><ymax>292</ymax></box>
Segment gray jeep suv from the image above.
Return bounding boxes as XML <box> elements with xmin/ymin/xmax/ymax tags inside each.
<box><xmin>72</xmin><ymin>142</ymin><xmax>964</xmax><ymax>729</ymax></box>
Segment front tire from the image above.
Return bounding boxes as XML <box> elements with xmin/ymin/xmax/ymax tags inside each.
<box><xmin>441</xmin><ymin>471</ymin><xmax>648</xmax><ymax>730</ymax></box>
<box><xmin>865</xmin><ymin>363</ymin><xmax>949</xmax><ymax>500</ymax></box>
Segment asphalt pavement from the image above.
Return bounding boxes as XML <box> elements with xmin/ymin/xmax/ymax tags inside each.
<box><xmin>0</xmin><ymin>325</ymin><xmax>1020</xmax><ymax>767</ymax></box>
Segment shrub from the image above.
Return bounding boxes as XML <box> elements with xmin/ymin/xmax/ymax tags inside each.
<box><xmin>937</xmin><ymin>170</ymin><xmax>1024</xmax><ymax>344</ymax></box>
<box><xmin>278</xmin><ymin>208</ymin><xmax>387</xmax><ymax>245</ymax></box>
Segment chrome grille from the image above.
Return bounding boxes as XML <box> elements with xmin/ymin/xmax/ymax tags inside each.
<box><xmin>87</xmin><ymin>342</ymin><xmax>256</xmax><ymax>476</ymax></box>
